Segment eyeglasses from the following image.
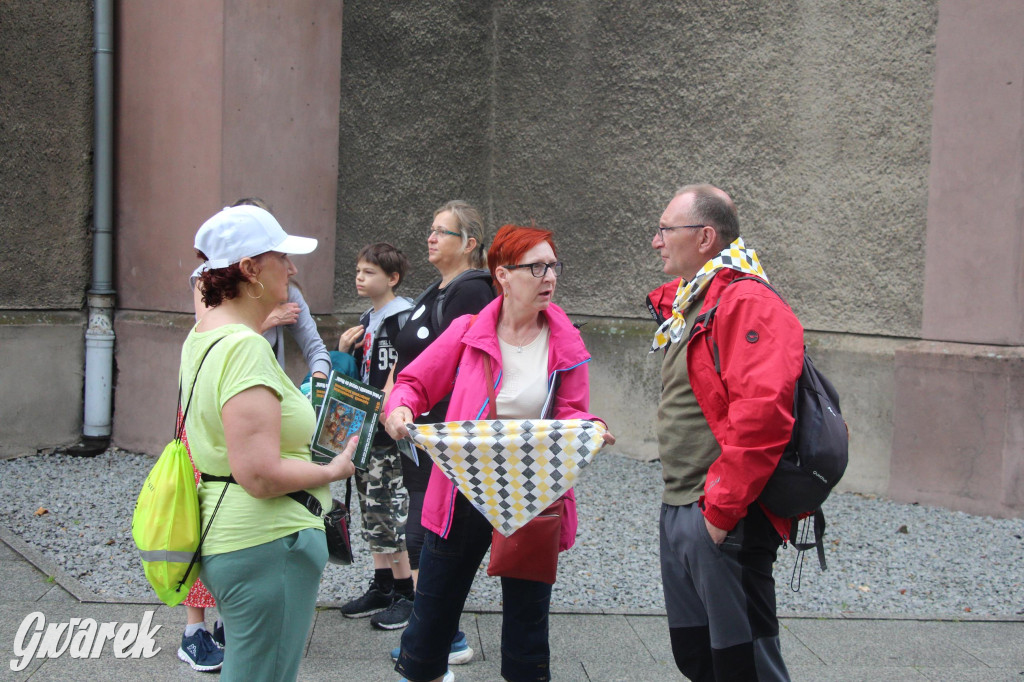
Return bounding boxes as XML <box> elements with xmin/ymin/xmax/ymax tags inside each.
<box><xmin>656</xmin><ymin>224</ymin><xmax>705</xmax><ymax>239</ymax></box>
<box><xmin>505</xmin><ymin>261</ymin><xmax>563</xmax><ymax>278</ymax></box>
<box><xmin>428</xmin><ymin>227</ymin><xmax>462</xmax><ymax>239</ymax></box>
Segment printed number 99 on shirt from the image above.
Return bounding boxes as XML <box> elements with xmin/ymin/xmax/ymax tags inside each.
<box><xmin>377</xmin><ymin>347</ymin><xmax>397</xmax><ymax>371</ymax></box>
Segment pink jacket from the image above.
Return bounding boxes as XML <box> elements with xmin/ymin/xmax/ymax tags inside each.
<box><xmin>386</xmin><ymin>295</ymin><xmax>600</xmax><ymax>550</ymax></box>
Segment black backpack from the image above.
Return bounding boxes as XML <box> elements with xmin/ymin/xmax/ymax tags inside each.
<box><xmin>409</xmin><ymin>268</ymin><xmax>493</xmax><ymax>330</ymax></box>
<box><xmin>690</xmin><ymin>276</ymin><xmax>849</xmax><ymax>576</ymax></box>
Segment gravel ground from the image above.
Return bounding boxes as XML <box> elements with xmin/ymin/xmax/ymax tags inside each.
<box><xmin>1</xmin><ymin>447</ymin><xmax>1022</xmax><ymax>618</ymax></box>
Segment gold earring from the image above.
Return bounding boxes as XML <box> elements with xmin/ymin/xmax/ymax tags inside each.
<box><xmin>246</xmin><ymin>280</ymin><xmax>265</xmax><ymax>299</ymax></box>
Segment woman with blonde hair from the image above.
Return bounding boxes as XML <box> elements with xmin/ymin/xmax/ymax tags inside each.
<box><xmin>341</xmin><ymin>201</ymin><xmax>494</xmax><ymax>647</ymax></box>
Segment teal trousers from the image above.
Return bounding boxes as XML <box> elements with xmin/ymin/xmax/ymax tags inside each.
<box><xmin>201</xmin><ymin>528</ymin><xmax>328</xmax><ymax>682</ymax></box>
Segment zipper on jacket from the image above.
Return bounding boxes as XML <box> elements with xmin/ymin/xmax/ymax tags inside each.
<box><xmin>541</xmin><ymin>358</ymin><xmax>590</xmax><ymax>419</ymax></box>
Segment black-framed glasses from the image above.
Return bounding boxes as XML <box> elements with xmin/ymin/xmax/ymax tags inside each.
<box><xmin>656</xmin><ymin>224</ymin><xmax>705</xmax><ymax>238</ymax></box>
<box><xmin>505</xmin><ymin>261</ymin><xmax>563</xmax><ymax>278</ymax></box>
<box><xmin>428</xmin><ymin>227</ymin><xmax>462</xmax><ymax>239</ymax></box>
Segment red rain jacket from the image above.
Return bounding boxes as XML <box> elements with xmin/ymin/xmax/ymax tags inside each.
<box><xmin>650</xmin><ymin>269</ymin><xmax>804</xmax><ymax>541</ymax></box>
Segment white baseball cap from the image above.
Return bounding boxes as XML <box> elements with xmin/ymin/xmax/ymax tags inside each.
<box><xmin>194</xmin><ymin>205</ymin><xmax>317</xmax><ymax>269</ymax></box>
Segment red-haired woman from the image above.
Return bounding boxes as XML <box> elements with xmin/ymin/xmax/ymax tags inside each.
<box><xmin>384</xmin><ymin>224</ymin><xmax>615</xmax><ymax>682</ymax></box>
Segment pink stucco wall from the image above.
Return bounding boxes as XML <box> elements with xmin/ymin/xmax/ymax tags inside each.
<box><xmin>891</xmin><ymin>0</ymin><xmax>1024</xmax><ymax>517</ymax></box>
<box><xmin>921</xmin><ymin>0</ymin><xmax>1024</xmax><ymax>346</ymax></box>
<box><xmin>113</xmin><ymin>1</ymin><xmax>342</xmax><ymax>453</ymax></box>
<box><xmin>116</xmin><ymin>0</ymin><xmax>340</xmax><ymax>314</ymax></box>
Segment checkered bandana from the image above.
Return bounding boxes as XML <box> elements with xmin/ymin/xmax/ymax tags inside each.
<box><xmin>408</xmin><ymin>419</ymin><xmax>608</xmax><ymax>537</ymax></box>
<box><xmin>650</xmin><ymin>237</ymin><xmax>766</xmax><ymax>352</ymax></box>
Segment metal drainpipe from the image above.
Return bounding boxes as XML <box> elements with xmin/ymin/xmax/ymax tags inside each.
<box><xmin>69</xmin><ymin>0</ymin><xmax>115</xmax><ymax>456</ymax></box>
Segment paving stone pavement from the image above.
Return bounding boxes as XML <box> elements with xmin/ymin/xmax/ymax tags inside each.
<box><xmin>2</xmin><ymin>531</ymin><xmax>1023</xmax><ymax>681</ymax></box>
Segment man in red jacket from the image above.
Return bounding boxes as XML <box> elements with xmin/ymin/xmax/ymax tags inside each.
<box><xmin>650</xmin><ymin>184</ymin><xmax>803</xmax><ymax>681</ymax></box>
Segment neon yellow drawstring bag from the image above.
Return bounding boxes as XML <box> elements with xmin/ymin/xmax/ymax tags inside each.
<box><xmin>131</xmin><ymin>337</ymin><xmax>227</xmax><ymax>607</ymax></box>
<box><xmin>132</xmin><ymin>438</ymin><xmax>202</xmax><ymax>606</ymax></box>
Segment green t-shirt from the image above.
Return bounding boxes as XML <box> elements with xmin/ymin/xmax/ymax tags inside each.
<box><xmin>180</xmin><ymin>323</ymin><xmax>329</xmax><ymax>556</ymax></box>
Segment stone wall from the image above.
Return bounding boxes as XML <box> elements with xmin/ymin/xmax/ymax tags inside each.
<box><xmin>11</xmin><ymin>1</ymin><xmax>1023</xmax><ymax>522</ymax></box>
<box><xmin>333</xmin><ymin>0</ymin><xmax>939</xmax><ymax>491</ymax></box>
<box><xmin>335</xmin><ymin>1</ymin><xmax>937</xmax><ymax>339</ymax></box>
<box><xmin>0</xmin><ymin>1</ymin><xmax>94</xmax><ymax>454</ymax></box>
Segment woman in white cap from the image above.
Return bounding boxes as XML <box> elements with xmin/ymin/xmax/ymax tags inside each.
<box><xmin>179</xmin><ymin>196</ymin><xmax>336</xmax><ymax>673</ymax></box>
<box><xmin>191</xmin><ymin>197</ymin><xmax>334</xmax><ymax>381</ymax></box>
<box><xmin>180</xmin><ymin>204</ymin><xmax>355</xmax><ymax>682</ymax></box>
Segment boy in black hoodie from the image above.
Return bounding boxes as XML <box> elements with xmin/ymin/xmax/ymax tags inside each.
<box><xmin>336</xmin><ymin>243</ymin><xmax>417</xmax><ymax>630</ymax></box>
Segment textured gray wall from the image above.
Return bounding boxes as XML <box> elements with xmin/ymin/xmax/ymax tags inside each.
<box><xmin>337</xmin><ymin>1</ymin><xmax>936</xmax><ymax>338</ymax></box>
<box><xmin>0</xmin><ymin>1</ymin><xmax>93</xmax><ymax>309</ymax></box>
<box><xmin>337</xmin><ymin>1</ymin><xmax>493</xmax><ymax>303</ymax></box>
<box><xmin>0</xmin><ymin>1</ymin><xmax>938</xmax><ymax>485</ymax></box>
<box><xmin>0</xmin><ymin>1</ymin><xmax>92</xmax><ymax>454</ymax></box>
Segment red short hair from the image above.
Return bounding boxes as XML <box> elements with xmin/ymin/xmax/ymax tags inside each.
<box><xmin>487</xmin><ymin>224</ymin><xmax>557</xmax><ymax>283</ymax></box>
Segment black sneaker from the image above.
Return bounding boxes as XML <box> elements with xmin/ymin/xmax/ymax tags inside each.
<box><xmin>370</xmin><ymin>593</ymin><xmax>413</xmax><ymax>630</ymax></box>
<box><xmin>341</xmin><ymin>580</ymin><xmax>394</xmax><ymax>618</ymax></box>
<box><xmin>211</xmin><ymin>620</ymin><xmax>225</xmax><ymax>649</ymax></box>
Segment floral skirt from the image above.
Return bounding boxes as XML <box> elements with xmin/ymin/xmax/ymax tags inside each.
<box><xmin>178</xmin><ymin>409</ymin><xmax>217</xmax><ymax>609</ymax></box>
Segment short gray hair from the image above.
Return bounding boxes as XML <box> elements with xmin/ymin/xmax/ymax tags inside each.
<box><xmin>675</xmin><ymin>184</ymin><xmax>739</xmax><ymax>247</ymax></box>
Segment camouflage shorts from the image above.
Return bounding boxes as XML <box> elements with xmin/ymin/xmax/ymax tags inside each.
<box><xmin>354</xmin><ymin>443</ymin><xmax>409</xmax><ymax>553</ymax></box>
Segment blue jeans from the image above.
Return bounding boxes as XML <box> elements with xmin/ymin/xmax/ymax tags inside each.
<box><xmin>395</xmin><ymin>493</ymin><xmax>553</xmax><ymax>682</ymax></box>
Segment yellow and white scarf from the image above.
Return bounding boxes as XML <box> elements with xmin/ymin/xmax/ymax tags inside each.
<box><xmin>407</xmin><ymin>419</ymin><xmax>607</xmax><ymax>536</ymax></box>
<box><xmin>649</xmin><ymin>237</ymin><xmax>766</xmax><ymax>352</ymax></box>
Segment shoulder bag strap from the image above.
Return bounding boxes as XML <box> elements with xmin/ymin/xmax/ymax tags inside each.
<box><xmin>434</xmin><ymin>268</ymin><xmax>489</xmax><ymax>329</ymax></box>
<box><xmin>465</xmin><ymin>313</ymin><xmax>498</xmax><ymax>420</ymax></box>
<box><xmin>172</xmin><ymin>333</ymin><xmax>228</xmax><ymax>595</ymax></box>
<box><xmin>688</xmin><ymin>275</ymin><xmax>781</xmax><ymax>373</ymax></box>
<box><xmin>409</xmin><ymin>277</ymin><xmax>442</xmax><ymax>317</ymax></box>
<box><xmin>175</xmin><ymin>335</ymin><xmax>226</xmax><ymax>441</ymax></box>
<box><xmin>177</xmin><ymin>481</ymin><xmax>229</xmax><ymax>595</ymax></box>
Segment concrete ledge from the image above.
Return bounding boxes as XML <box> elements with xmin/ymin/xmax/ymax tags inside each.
<box><xmin>803</xmin><ymin>332</ymin><xmax>909</xmax><ymax>496</ymax></box>
<box><xmin>111</xmin><ymin>312</ymin><xmax>195</xmax><ymax>455</ymax></box>
<box><xmin>0</xmin><ymin>311</ymin><xmax>86</xmax><ymax>457</ymax></box>
<box><xmin>575</xmin><ymin>317</ymin><xmax>664</xmax><ymax>462</ymax></box>
<box><xmin>111</xmin><ymin>310</ymin><xmax>355</xmax><ymax>455</ymax></box>
<box><xmin>892</xmin><ymin>340</ymin><xmax>1024</xmax><ymax>518</ymax></box>
<box><xmin>0</xmin><ymin>525</ymin><xmax>100</xmax><ymax>603</ymax></box>
<box><xmin>109</xmin><ymin>311</ymin><xmax>909</xmax><ymax>504</ymax></box>
<box><xmin>116</xmin><ymin>314</ymin><xmax>1024</xmax><ymax>518</ymax></box>
<box><xmin>576</xmin><ymin>318</ymin><xmax>908</xmax><ymax>498</ymax></box>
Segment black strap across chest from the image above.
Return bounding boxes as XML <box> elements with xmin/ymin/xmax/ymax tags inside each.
<box><xmin>201</xmin><ymin>473</ymin><xmax>326</xmax><ymax>517</ymax></box>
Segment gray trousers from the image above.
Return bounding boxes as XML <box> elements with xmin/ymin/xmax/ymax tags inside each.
<box><xmin>660</xmin><ymin>502</ymin><xmax>790</xmax><ymax>682</ymax></box>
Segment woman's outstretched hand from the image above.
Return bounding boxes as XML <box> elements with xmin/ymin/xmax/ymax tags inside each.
<box><xmin>384</xmin><ymin>406</ymin><xmax>414</xmax><ymax>442</ymax></box>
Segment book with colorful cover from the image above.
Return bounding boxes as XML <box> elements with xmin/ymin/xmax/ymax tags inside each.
<box><xmin>310</xmin><ymin>371</ymin><xmax>384</xmax><ymax>470</ymax></box>
<box><xmin>309</xmin><ymin>375</ymin><xmax>330</xmax><ymax>420</ymax></box>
